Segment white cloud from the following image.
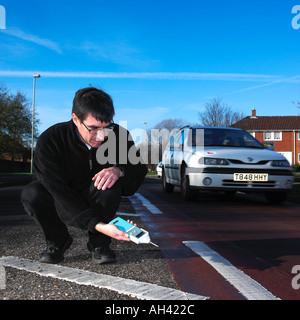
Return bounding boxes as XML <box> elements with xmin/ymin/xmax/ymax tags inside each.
<box><xmin>0</xmin><ymin>70</ymin><xmax>283</xmax><ymax>82</ymax></box>
<box><xmin>3</xmin><ymin>27</ymin><xmax>62</xmax><ymax>54</ymax></box>
<box><xmin>229</xmin><ymin>74</ymin><xmax>300</xmax><ymax>94</ymax></box>
<box><xmin>79</xmin><ymin>40</ymin><xmax>157</xmax><ymax>68</ymax></box>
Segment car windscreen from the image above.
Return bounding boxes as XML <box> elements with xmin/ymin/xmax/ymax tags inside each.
<box><xmin>188</xmin><ymin>128</ymin><xmax>264</xmax><ymax>148</ymax></box>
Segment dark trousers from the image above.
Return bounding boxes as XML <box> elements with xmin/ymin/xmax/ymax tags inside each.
<box><xmin>20</xmin><ymin>180</ymin><xmax>121</xmax><ymax>249</ymax></box>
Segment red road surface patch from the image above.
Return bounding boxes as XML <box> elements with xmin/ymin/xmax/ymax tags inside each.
<box><xmin>133</xmin><ymin>187</ymin><xmax>300</xmax><ymax>300</ymax></box>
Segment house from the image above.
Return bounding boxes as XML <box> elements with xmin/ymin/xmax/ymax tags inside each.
<box><xmin>232</xmin><ymin>109</ymin><xmax>300</xmax><ymax>165</ymax></box>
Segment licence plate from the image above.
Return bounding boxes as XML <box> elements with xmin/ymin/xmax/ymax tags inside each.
<box><xmin>233</xmin><ymin>173</ymin><xmax>269</xmax><ymax>182</ymax></box>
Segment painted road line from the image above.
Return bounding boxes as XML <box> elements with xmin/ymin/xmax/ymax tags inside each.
<box><xmin>0</xmin><ymin>265</ymin><xmax>5</xmax><ymax>289</ymax></box>
<box><xmin>183</xmin><ymin>241</ymin><xmax>280</xmax><ymax>300</ymax></box>
<box><xmin>116</xmin><ymin>211</ymin><xmax>141</xmax><ymax>217</ymax></box>
<box><xmin>134</xmin><ymin>193</ymin><xmax>163</xmax><ymax>214</ymax></box>
<box><xmin>0</xmin><ymin>256</ymin><xmax>208</xmax><ymax>300</ymax></box>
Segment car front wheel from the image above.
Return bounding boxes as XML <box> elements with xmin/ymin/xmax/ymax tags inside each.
<box><xmin>162</xmin><ymin>169</ymin><xmax>174</xmax><ymax>193</ymax></box>
<box><xmin>180</xmin><ymin>166</ymin><xmax>198</xmax><ymax>201</ymax></box>
<box><xmin>265</xmin><ymin>191</ymin><xmax>287</xmax><ymax>204</ymax></box>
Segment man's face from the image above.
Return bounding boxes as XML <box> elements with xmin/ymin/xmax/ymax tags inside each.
<box><xmin>72</xmin><ymin>113</ymin><xmax>112</xmax><ymax>148</ymax></box>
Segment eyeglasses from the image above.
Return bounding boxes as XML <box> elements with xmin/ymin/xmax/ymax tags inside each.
<box><xmin>81</xmin><ymin>120</ymin><xmax>115</xmax><ymax>135</ymax></box>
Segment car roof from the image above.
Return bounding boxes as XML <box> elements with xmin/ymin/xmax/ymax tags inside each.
<box><xmin>179</xmin><ymin>125</ymin><xmax>243</xmax><ymax>131</ymax></box>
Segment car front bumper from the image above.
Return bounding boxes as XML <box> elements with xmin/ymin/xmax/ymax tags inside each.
<box><xmin>187</xmin><ymin>167</ymin><xmax>294</xmax><ymax>192</ymax></box>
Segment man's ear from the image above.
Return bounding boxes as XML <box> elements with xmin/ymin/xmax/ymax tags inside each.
<box><xmin>72</xmin><ymin>113</ymin><xmax>79</xmax><ymax>127</ymax></box>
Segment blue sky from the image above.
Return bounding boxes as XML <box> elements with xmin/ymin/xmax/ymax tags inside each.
<box><xmin>0</xmin><ymin>0</ymin><xmax>300</xmax><ymax>135</ymax></box>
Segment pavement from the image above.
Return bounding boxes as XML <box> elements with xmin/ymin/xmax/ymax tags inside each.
<box><xmin>0</xmin><ymin>175</ymin><xmax>204</xmax><ymax>302</ymax></box>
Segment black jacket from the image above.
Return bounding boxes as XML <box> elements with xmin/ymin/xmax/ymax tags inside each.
<box><xmin>33</xmin><ymin>120</ymin><xmax>147</xmax><ymax>232</ymax></box>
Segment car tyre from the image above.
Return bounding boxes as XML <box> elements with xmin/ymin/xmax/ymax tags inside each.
<box><xmin>180</xmin><ymin>166</ymin><xmax>198</xmax><ymax>201</ymax></box>
<box><xmin>265</xmin><ymin>191</ymin><xmax>287</xmax><ymax>204</ymax></box>
<box><xmin>162</xmin><ymin>169</ymin><xmax>174</xmax><ymax>193</ymax></box>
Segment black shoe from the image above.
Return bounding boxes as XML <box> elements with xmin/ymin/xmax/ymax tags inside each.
<box><xmin>40</xmin><ymin>235</ymin><xmax>73</xmax><ymax>264</ymax></box>
<box><xmin>87</xmin><ymin>242</ymin><xmax>116</xmax><ymax>264</ymax></box>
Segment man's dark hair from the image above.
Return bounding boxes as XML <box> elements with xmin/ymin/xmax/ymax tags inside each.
<box><xmin>72</xmin><ymin>87</ymin><xmax>115</xmax><ymax>122</ymax></box>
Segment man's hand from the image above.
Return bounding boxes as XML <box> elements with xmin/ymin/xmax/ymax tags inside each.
<box><xmin>95</xmin><ymin>222</ymin><xmax>131</xmax><ymax>241</ymax></box>
<box><xmin>92</xmin><ymin>166</ymin><xmax>123</xmax><ymax>191</ymax></box>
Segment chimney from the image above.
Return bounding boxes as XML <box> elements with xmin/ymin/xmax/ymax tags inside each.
<box><xmin>251</xmin><ymin>108</ymin><xmax>257</xmax><ymax>118</ymax></box>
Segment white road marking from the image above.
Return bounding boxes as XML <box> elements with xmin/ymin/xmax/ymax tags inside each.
<box><xmin>134</xmin><ymin>193</ymin><xmax>163</xmax><ymax>214</ymax></box>
<box><xmin>0</xmin><ymin>256</ymin><xmax>208</xmax><ymax>300</ymax></box>
<box><xmin>115</xmin><ymin>211</ymin><xmax>140</xmax><ymax>217</ymax></box>
<box><xmin>183</xmin><ymin>241</ymin><xmax>280</xmax><ymax>300</ymax></box>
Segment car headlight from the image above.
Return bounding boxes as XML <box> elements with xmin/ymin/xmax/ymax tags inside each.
<box><xmin>271</xmin><ymin>160</ymin><xmax>290</xmax><ymax>167</ymax></box>
<box><xmin>201</xmin><ymin>157</ymin><xmax>229</xmax><ymax>165</ymax></box>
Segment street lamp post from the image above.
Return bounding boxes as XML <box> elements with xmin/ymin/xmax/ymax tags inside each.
<box><xmin>142</xmin><ymin>121</ymin><xmax>148</xmax><ymax>144</ymax></box>
<box><xmin>30</xmin><ymin>73</ymin><xmax>40</xmax><ymax>174</ymax></box>
<box><xmin>142</xmin><ymin>121</ymin><xmax>147</xmax><ymax>134</ymax></box>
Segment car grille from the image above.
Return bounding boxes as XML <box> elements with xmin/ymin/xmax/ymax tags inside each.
<box><xmin>202</xmin><ymin>168</ymin><xmax>293</xmax><ymax>176</ymax></box>
<box><xmin>222</xmin><ymin>179</ymin><xmax>277</xmax><ymax>188</ymax></box>
<box><xmin>228</xmin><ymin>159</ymin><xmax>269</xmax><ymax>165</ymax></box>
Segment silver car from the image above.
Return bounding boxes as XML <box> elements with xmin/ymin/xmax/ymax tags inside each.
<box><xmin>162</xmin><ymin>126</ymin><xmax>294</xmax><ymax>203</ymax></box>
<box><xmin>156</xmin><ymin>162</ymin><xmax>163</xmax><ymax>177</ymax></box>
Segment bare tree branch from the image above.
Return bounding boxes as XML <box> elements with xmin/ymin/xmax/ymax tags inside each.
<box><xmin>198</xmin><ymin>97</ymin><xmax>245</xmax><ymax>127</ymax></box>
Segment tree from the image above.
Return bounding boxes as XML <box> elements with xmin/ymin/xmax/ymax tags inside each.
<box><xmin>292</xmin><ymin>100</ymin><xmax>300</xmax><ymax>113</ymax></box>
<box><xmin>0</xmin><ymin>86</ymin><xmax>10</xmax><ymax>130</ymax></box>
<box><xmin>152</xmin><ymin>118</ymin><xmax>189</xmax><ymax>132</ymax></box>
<box><xmin>141</xmin><ymin>118</ymin><xmax>191</xmax><ymax>168</ymax></box>
<box><xmin>0</xmin><ymin>85</ymin><xmax>39</xmax><ymax>161</ymax></box>
<box><xmin>152</xmin><ymin>118</ymin><xmax>190</xmax><ymax>152</ymax></box>
<box><xmin>198</xmin><ymin>97</ymin><xmax>245</xmax><ymax>127</ymax></box>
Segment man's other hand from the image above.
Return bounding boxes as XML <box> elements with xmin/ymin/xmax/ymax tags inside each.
<box><xmin>92</xmin><ymin>166</ymin><xmax>123</xmax><ymax>191</ymax></box>
<box><xmin>95</xmin><ymin>223</ymin><xmax>131</xmax><ymax>241</ymax></box>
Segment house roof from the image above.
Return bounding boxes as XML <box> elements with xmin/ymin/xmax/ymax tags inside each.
<box><xmin>232</xmin><ymin>116</ymin><xmax>300</xmax><ymax>131</ymax></box>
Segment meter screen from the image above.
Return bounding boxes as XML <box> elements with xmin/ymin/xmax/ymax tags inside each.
<box><xmin>136</xmin><ymin>231</ymin><xmax>145</xmax><ymax>238</ymax></box>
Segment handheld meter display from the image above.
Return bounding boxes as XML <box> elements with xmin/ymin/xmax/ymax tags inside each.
<box><xmin>109</xmin><ymin>217</ymin><xmax>158</xmax><ymax>247</ymax></box>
